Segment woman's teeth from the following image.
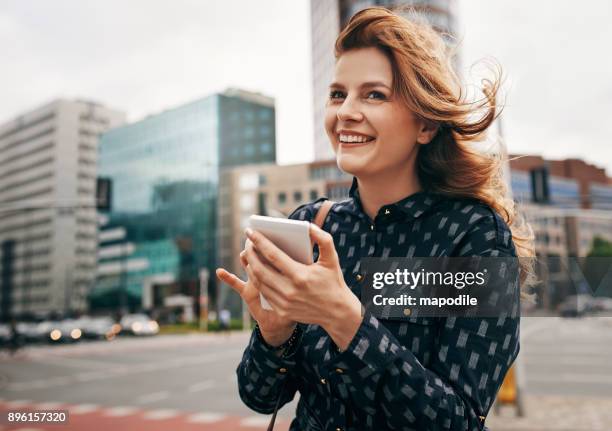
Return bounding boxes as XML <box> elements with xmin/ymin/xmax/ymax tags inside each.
<box><xmin>339</xmin><ymin>134</ymin><xmax>375</xmax><ymax>143</ymax></box>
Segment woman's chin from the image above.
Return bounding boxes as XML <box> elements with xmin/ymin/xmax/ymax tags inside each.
<box><xmin>336</xmin><ymin>153</ymin><xmax>369</xmax><ymax>175</ymax></box>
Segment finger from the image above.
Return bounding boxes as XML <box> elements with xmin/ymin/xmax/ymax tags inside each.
<box><xmin>244</xmin><ymin>241</ymin><xmax>284</xmax><ymax>289</ymax></box>
<box><xmin>309</xmin><ymin>223</ymin><xmax>338</xmax><ymax>265</ymax></box>
<box><xmin>240</xmin><ymin>250</ymin><xmax>248</xmax><ymax>268</ymax></box>
<box><xmin>245</xmin><ymin>263</ymin><xmax>285</xmax><ymax>311</ymax></box>
<box><xmin>245</xmin><ymin>228</ymin><xmax>304</xmax><ymax>275</ymax></box>
<box><xmin>216</xmin><ymin>268</ymin><xmax>246</xmax><ymax>296</ymax></box>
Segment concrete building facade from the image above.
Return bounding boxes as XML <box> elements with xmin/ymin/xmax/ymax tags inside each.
<box><xmin>0</xmin><ymin>99</ymin><xmax>125</xmax><ymax>319</ymax></box>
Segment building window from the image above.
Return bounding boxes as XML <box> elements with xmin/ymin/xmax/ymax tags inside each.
<box><xmin>278</xmin><ymin>192</ymin><xmax>286</xmax><ymax>204</ymax></box>
<box><xmin>294</xmin><ymin>191</ymin><xmax>302</xmax><ymax>202</ymax></box>
<box><xmin>261</xmin><ymin>142</ymin><xmax>273</xmax><ymax>154</ymax></box>
<box><xmin>310</xmin><ymin>189</ymin><xmax>318</xmax><ymax>200</ymax></box>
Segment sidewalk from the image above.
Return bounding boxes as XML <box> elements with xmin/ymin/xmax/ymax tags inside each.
<box><xmin>486</xmin><ymin>394</ymin><xmax>612</xmax><ymax>430</ymax></box>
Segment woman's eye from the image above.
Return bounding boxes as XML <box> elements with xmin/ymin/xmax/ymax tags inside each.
<box><xmin>367</xmin><ymin>91</ymin><xmax>386</xmax><ymax>100</ymax></box>
<box><xmin>329</xmin><ymin>90</ymin><xmax>345</xmax><ymax>100</ymax></box>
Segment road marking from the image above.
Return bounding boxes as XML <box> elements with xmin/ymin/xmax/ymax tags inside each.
<box><xmin>187</xmin><ymin>412</ymin><xmax>226</xmax><ymax>423</ymax></box>
<box><xmin>3</xmin><ymin>400</ymin><xmax>32</xmax><ymax>407</ymax></box>
<box><xmin>41</xmin><ymin>356</ymin><xmax>116</xmax><ymax>370</ymax></box>
<box><xmin>530</xmin><ymin>373</ymin><xmax>612</xmax><ymax>385</ymax></box>
<box><xmin>241</xmin><ymin>415</ymin><xmax>273</xmax><ymax>426</ymax></box>
<box><xmin>136</xmin><ymin>391</ymin><xmax>169</xmax><ymax>404</ymax></box>
<box><xmin>142</xmin><ymin>409</ymin><xmax>181</xmax><ymax>420</ymax></box>
<box><xmin>34</xmin><ymin>402</ymin><xmax>63</xmax><ymax>409</ymax></box>
<box><xmin>188</xmin><ymin>380</ymin><xmax>215</xmax><ymax>392</ymax></box>
<box><xmin>104</xmin><ymin>406</ymin><xmax>139</xmax><ymax>417</ymax></box>
<box><xmin>6</xmin><ymin>349</ymin><xmax>243</xmax><ymax>391</ymax></box>
<box><xmin>69</xmin><ymin>404</ymin><xmax>99</xmax><ymax>414</ymax></box>
<box><xmin>525</xmin><ymin>355</ymin><xmax>612</xmax><ymax>366</ymax></box>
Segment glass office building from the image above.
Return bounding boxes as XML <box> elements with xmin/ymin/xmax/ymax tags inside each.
<box><xmin>96</xmin><ymin>89</ymin><xmax>275</xmax><ymax>312</ymax></box>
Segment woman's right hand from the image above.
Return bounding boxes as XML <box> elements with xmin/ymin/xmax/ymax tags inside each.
<box><xmin>216</xmin><ymin>240</ymin><xmax>296</xmax><ymax>347</ymax></box>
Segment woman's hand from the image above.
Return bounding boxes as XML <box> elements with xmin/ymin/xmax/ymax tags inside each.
<box><xmin>216</xmin><ymin>247</ymin><xmax>296</xmax><ymax>347</ymax></box>
<box><xmin>242</xmin><ymin>223</ymin><xmax>363</xmax><ymax>350</ymax></box>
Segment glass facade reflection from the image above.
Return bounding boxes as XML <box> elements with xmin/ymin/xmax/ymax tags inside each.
<box><xmin>95</xmin><ymin>91</ymin><xmax>275</xmax><ymax>313</ymax></box>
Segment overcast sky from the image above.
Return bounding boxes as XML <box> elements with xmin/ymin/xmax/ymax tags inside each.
<box><xmin>1</xmin><ymin>0</ymin><xmax>611</xmax><ymax>174</ymax></box>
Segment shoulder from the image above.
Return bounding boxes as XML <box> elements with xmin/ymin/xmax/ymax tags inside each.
<box><xmin>287</xmin><ymin>197</ymin><xmax>331</xmax><ymax>222</ymax></box>
<box><xmin>430</xmin><ymin>195</ymin><xmax>516</xmax><ymax>257</ymax></box>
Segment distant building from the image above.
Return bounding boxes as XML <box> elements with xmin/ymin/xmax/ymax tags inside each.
<box><xmin>96</xmin><ymin>89</ymin><xmax>276</xmax><ymax>315</ymax></box>
<box><xmin>311</xmin><ymin>0</ymin><xmax>458</xmax><ymax>161</ymax></box>
<box><xmin>0</xmin><ymin>99</ymin><xmax>125</xmax><ymax>319</ymax></box>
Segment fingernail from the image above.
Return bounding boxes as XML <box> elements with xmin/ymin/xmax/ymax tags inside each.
<box><xmin>245</xmin><ymin>227</ymin><xmax>253</xmax><ymax>237</ymax></box>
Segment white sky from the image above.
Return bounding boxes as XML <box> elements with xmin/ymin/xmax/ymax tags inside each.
<box><xmin>1</xmin><ymin>0</ymin><xmax>611</xmax><ymax>174</ymax></box>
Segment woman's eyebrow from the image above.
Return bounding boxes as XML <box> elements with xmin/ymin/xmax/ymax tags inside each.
<box><xmin>329</xmin><ymin>81</ymin><xmax>391</xmax><ymax>90</ymax></box>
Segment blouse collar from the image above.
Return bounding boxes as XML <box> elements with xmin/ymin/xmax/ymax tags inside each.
<box><xmin>347</xmin><ymin>176</ymin><xmax>443</xmax><ymax>220</ymax></box>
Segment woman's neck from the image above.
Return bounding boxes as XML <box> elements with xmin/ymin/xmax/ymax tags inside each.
<box><xmin>356</xmin><ymin>169</ymin><xmax>421</xmax><ymax>221</ymax></box>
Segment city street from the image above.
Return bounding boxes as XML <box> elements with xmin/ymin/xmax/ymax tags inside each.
<box><xmin>1</xmin><ymin>317</ymin><xmax>612</xmax><ymax>430</ymax></box>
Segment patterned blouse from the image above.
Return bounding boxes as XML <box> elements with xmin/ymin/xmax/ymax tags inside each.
<box><xmin>236</xmin><ymin>177</ymin><xmax>520</xmax><ymax>431</ymax></box>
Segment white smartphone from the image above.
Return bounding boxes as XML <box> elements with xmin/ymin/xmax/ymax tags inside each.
<box><xmin>247</xmin><ymin>215</ymin><xmax>313</xmax><ymax>310</ymax></box>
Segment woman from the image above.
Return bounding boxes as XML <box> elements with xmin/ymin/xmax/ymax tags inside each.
<box><xmin>216</xmin><ymin>6</ymin><xmax>534</xmax><ymax>431</ymax></box>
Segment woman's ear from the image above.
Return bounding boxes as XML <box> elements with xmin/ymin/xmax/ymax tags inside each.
<box><xmin>416</xmin><ymin>119</ymin><xmax>439</xmax><ymax>145</ymax></box>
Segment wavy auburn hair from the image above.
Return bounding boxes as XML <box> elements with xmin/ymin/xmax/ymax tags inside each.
<box><xmin>335</xmin><ymin>7</ymin><xmax>536</xmax><ymax>292</ymax></box>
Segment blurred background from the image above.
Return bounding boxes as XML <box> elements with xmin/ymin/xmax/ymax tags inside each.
<box><xmin>0</xmin><ymin>1</ymin><xmax>611</xmax><ymax>430</ymax></box>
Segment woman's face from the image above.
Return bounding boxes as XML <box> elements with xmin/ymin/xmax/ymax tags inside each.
<box><xmin>325</xmin><ymin>47</ymin><xmax>433</xmax><ymax>179</ymax></box>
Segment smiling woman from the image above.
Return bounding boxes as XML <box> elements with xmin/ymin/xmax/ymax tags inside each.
<box><xmin>217</xmin><ymin>6</ymin><xmax>535</xmax><ymax>431</ymax></box>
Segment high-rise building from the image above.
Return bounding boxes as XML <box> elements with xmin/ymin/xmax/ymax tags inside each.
<box><xmin>311</xmin><ymin>0</ymin><xmax>458</xmax><ymax>161</ymax></box>
<box><xmin>96</xmin><ymin>89</ymin><xmax>276</xmax><ymax>315</ymax></box>
<box><xmin>0</xmin><ymin>99</ymin><xmax>125</xmax><ymax>319</ymax></box>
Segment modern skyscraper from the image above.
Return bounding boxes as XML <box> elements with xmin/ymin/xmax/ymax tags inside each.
<box><xmin>0</xmin><ymin>99</ymin><xmax>125</xmax><ymax>319</ymax></box>
<box><xmin>311</xmin><ymin>0</ymin><xmax>458</xmax><ymax>161</ymax></box>
<box><xmin>96</xmin><ymin>89</ymin><xmax>276</xmax><ymax>314</ymax></box>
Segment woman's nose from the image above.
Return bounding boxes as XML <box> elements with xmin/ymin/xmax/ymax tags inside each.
<box><xmin>337</xmin><ymin>97</ymin><xmax>363</xmax><ymax>122</ymax></box>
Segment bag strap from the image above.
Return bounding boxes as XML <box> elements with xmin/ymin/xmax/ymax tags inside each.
<box><xmin>313</xmin><ymin>199</ymin><xmax>335</xmax><ymax>229</ymax></box>
<box><xmin>266</xmin><ymin>199</ymin><xmax>335</xmax><ymax>431</ymax></box>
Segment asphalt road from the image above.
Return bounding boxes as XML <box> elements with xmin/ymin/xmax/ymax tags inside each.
<box><xmin>1</xmin><ymin>316</ymin><xmax>611</xmax><ymax>430</ymax></box>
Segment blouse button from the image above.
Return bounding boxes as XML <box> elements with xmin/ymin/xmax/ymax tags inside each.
<box><xmin>336</xmin><ymin>428</ymin><xmax>343</xmax><ymax>431</ymax></box>
<box><xmin>355</xmin><ymin>274</ymin><xmax>363</xmax><ymax>282</ymax></box>
<box><xmin>403</xmin><ymin>308</ymin><xmax>412</xmax><ymax>316</ymax></box>
<box><xmin>384</xmin><ymin>208</ymin><xmax>391</xmax><ymax>215</ymax></box>
<box><xmin>370</xmin><ymin>224</ymin><xmax>374</xmax><ymax>231</ymax></box>
<box><xmin>278</xmin><ymin>367</ymin><xmax>287</xmax><ymax>374</ymax></box>
<box><xmin>335</xmin><ymin>368</ymin><xmax>344</xmax><ymax>374</ymax></box>
<box><xmin>320</xmin><ymin>378</ymin><xmax>327</xmax><ymax>384</ymax></box>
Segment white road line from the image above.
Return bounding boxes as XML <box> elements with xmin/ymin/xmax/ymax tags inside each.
<box><xmin>241</xmin><ymin>416</ymin><xmax>273</xmax><ymax>426</ymax></box>
<box><xmin>34</xmin><ymin>402</ymin><xmax>64</xmax><ymax>409</ymax></box>
<box><xmin>136</xmin><ymin>391</ymin><xmax>169</xmax><ymax>404</ymax></box>
<box><xmin>188</xmin><ymin>380</ymin><xmax>215</xmax><ymax>392</ymax></box>
<box><xmin>187</xmin><ymin>412</ymin><xmax>226</xmax><ymax>423</ymax></box>
<box><xmin>6</xmin><ymin>349</ymin><xmax>242</xmax><ymax>392</ymax></box>
<box><xmin>530</xmin><ymin>373</ymin><xmax>612</xmax><ymax>385</ymax></box>
<box><xmin>524</xmin><ymin>355</ymin><xmax>612</xmax><ymax>366</ymax></box>
<box><xmin>4</xmin><ymin>400</ymin><xmax>32</xmax><ymax>407</ymax></box>
<box><xmin>142</xmin><ymin>409</ymin><xmax>181</xmax><ymax>420</ymax></box>
<box><xmin>104</xmin><ymin>406</ymin><xmax>139</xmax><ymax>417</ymax></box>
<box><xmin>69</xmin><ymin>404</ymin><xmax>99</xmax><ymax>414</ymax></box>
<box><xmin>40</xmin><ymin>357</ymin><xmax>116</xmax><ymax>370</ymax></box>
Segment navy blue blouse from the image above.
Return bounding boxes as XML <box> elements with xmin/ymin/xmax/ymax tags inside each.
<box><xmin>237</xmin><ymin>177</ymin><xmax>520</xmax><ymax>431</ymax></box>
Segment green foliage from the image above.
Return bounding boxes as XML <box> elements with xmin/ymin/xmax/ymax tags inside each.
<box><xmin>588</xmin><ymin>236</ymin><xmax>612</xmax><ymax>257</ymax></box>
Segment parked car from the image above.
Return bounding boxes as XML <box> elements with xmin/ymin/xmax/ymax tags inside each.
<box><xmin>119</xmin><ymin>314</ymin><xmax>159</xmax><ymax>336</ymax></box>
<box><xmin>48</xmin><ymin>319</ymin><xmax>83</xmax><ymax>343</ymax></box>
<box><xmin>79</xmin><ymin>316</ymin><xmax>120</xmax><ymax>340</ymax></box>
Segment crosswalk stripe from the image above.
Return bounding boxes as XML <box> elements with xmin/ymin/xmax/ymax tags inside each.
<box><xmin>142</xmin><ymin>409</ymin><xmax>181</xmax><ymax>420</ymax></box>
<box><xmin>241</xmin><ymin>415</ymin><xmax>273</xmax><ymax>426</ymax></box>
<box><xmin>187</xmin><ymin>412</ymin><xmax>226</xmax><ymax>423</ymax></box>
<box><xmin>104</xmin><ymin>406</ymin><xmax>139</xmax><ymax>417</ymax></box>
<box><xmin>69</xmin><ymin>404</ymin><xmax>100</xmax><ymax>414</ymax></box>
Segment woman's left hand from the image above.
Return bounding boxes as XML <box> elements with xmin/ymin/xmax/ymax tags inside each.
<box><xmin>244</xmin><ymin>223</ymin><xmax>363</xmax><ymax>350</ymax></box>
